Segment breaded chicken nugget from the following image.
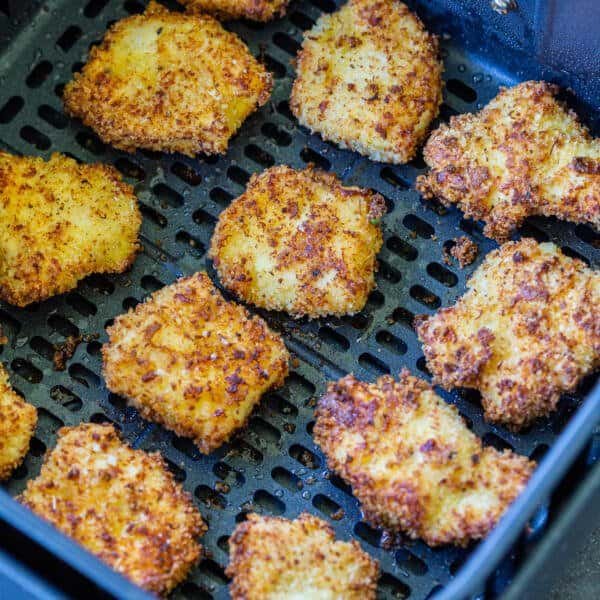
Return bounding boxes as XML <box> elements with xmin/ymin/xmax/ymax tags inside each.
<box><xmin>416</xmin><ymin>239</ymin><xmax>599</xmax><ymax>429</ymax></box>
<box><xmin>290</xmin><ymin>0</ymin><xmax>443</xmax><ymax>164</ymax></box>
<box><xmin>227</xmin><ymin>513</ymin><xmax>379</xmax><ymax>599</ymax></box>
<box><xmin>417</xmin><ymin>81</ymin><xmax>600</xmax><ymax>241</ymax></box>
<box><xmin>102</xmin><ymin>272</ymin><xmax>289</xmax><ymax>453</ymax></box>
<box><xmin>314</xmin><ymin>371</ymin><xmax>534</xmax><ymax>547</ymax></box>
<box><xmin>19</xmin><ymin>423</ymin><xmax>205</xmax><ymax>595</ymax></box>
<box><xmin>180</xmin><ymin>0</ymin><xmax>289</xmax><ymax>22</ymax></box>
<box><xmin>63</xmin><ymin>2</ymin><xmax>272</xmax><ymax>156</ymax></box>
<box><xmin>0</xmin><ymin>152</ymin><xmax>140</xmax><ymax>307</ymax></box>
<box><xmin>209</xmin><ymin>165</ymin><xmax>386</xmax><ymax>318</ymax></box>
<box><xmin>0</xmin><ymin>365</ymin><xmax>37</xmax><ymax>480</ymax></box>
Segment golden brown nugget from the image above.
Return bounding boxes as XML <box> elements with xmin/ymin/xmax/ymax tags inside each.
<box><xmin>0</xmin><ymin>365</ymin><xmax>37</xmax><ymax>480</ymax></box>
<box><xmin>0</xmin><ymin>152</ymin><xmax>140</xmax><ymax>307</ymax></box>
<box><xmin>209</xmin><ymin>165</ymin><xmax>386</xmax><ymax>318</ymax></box>
<box><xmin>20</xmin><ymin>423</ymin><xmax>205</xmax><ymax>595</ymax></box>
<box><xmin>314</xmin><ymin>371</ymin><xmax>534</xmax><ymax>547</ymax></box>
<box><xmin>102</xmin><ymin>272</ymin><xmax>289</xmax><ymax>453</ymax></box>
<box><xmin>227</xmin><ymin>513</ymin><xmax>379</xmax><ymax>599</ymax></box>
<box><xmin>180</xmin><ymin>0</ymin><xmax>290</xmax><ymax>22</ymax></box>
<box><xmin>417</xmin><ymin>81</ymin><xmax>600</xmax><ymax>241</ymax></box>
<box><xmin>290</xmin><ymin>0</ymin><xmax>442</xmax><ymax>164</ymax></box>
<box><xmin>416</xmin><ymin>239</ymin><xmax>599</xmax><ymax>429</ymax></box>
<box><xmin>63</xmin><ymin>2</ymin><xmax>272</xmax><ymax>156</ymax></box>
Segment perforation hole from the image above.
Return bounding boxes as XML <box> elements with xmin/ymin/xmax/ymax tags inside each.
<box><xmin>378</xmin><ymin>260</ymin><xmax>401</xmax><ymax>284</ymax></box>
<box><xmin>196</xmin><ymin>485</ymin><xmax>226</xmax><ymax>509</ymax></box>
<box><xmin>122</xmin><ymin>297</ymin><xmax>139</xmax><ymax>311</ymax></box>
<box><xmin>387</xmin><ymin>236</ymin><xmax>418</xmax><ymax>261</ymax></box>
<box><xmin>329</xmin><ymin>473</ymin><xmax>353</xmax><ymax>496</ymax></box>
<box><xmin>248</xmin><ymin>417</ymin><xmax>281</xmax><ymax>445</ymax></box>
<box><xmin>410</xmin><ymin>285</ymin><xmax>440</xmax><ymax>309</ymax></box>
<box><xmin>84</xmin><ymin>0</ymin><xmax>109</xmax><ymax>18</ymax></box>
<box><xmin>575</xmin><ymin>224</ymin><xmax>599</xmax><ymax>248</ymax></box>
<box><xmin>50</xmin><ymin>385</ymin><xmax>83</xmax><ymax>412</ymax></box>
<box><xmin>264</xmin><ymin>392</ymin><xmax>298</xmax><ymax>417</ymax></box>
<box><xmin>440</xmin><ymin>102</ymin><xmax>459</xmax><ymax>120</ymax></box>
<box><xmin>376</xmin><ymin>330</ymin><xmax>407</xmax><ymax>355</ymax></box>
<box><xmin>272</xmin><ymin>466</ymin><xmax>302</xmax><ymax>491</ymax></box>
<box><xmin>115</xmin><ymin>158</ymin><xmax>145</xmax><ymax>181</ymax></box>
<box><xmin>261</xmin><ymin>54</ymin><xmax>286</xmax><ymax>78</ymax></box>
<box><xmin>140</xmin><ymin>275</ymin><xmax>164</xmax><ymax>293</ymax></box>
<box><xmin>193</xmin><ymin>208</ymin><xmax>216</xmax><ymax>226</ymax></box>
<box><xmin>153</xmin><ymin>183</ymin><xmax>183</xmax><ymax>208</ymax></box>
<box><xmin>198</xmin><ymin>560</ymin><xmax>229</xmax><ymax>585</ymax></box>
<box><xmin>37</xmin><ymin>407</ymin><xmax>64</xmax><ymax>433</ymax></box>
<box><xmin>396</xmin><ymin>549</ymin><xmax>428</xmax><ymax>576</ymax></box>
<box><xmin>359</xmin><ymin>352</ymin><xmax>390</xmax><ymax>375</ymax></box>
<box><xmin>427</xmin><ymin>262</ymin><xmax>458</xmax><ymax>287</ymax></box>
<box><xmin>47</xmin><ymin>314</ymin><xmax>79</xmax><ymax>337</ymax></box>
<box><xmin>176</xmin><ymin>231</ymin><xmax>205</xmax><ymax>257</ymax></box>
<box><xmin>29</xmin><ymin>336</ymin><xmax>55</xmax><ymax>361</ymax></box>
<box><xmin>38</xmin><ymin>104</ymin><xmax>68</xmax><ymax>129</ymax></box>
<box><xmin>0</xmin><ymin>96</ymin><xmax>24</xmax><ymax>123</ymax></box>
<box><xmin>253</xmin><ymin>490</ymin><xmax>285</xmax><ymax>515</ymax></box>
<box><xmin>286</xmin><ymin>372</ymin><xmax>316</xmax><ymax>398</ymax></box>
<box><xmin>20</xmin><ymin>126</ymin><xmax>51</xmax><ymax>150</ymax></box>
<box><xmin>244</xmin><ymin>144</ymin><xmax>274</xmax><ymax>168</ymax></box>
<box><xmin>227</xmin><ymin>165</ymin><xmax>250</xmax><ymax>186</ymax></box>
<box><xmin>379</xmin><ymin>573</ymin><xmax>411</xmax><ymax>599</ymax></box>
<box><xmin>85</xmin><ymin>274</ymin><xmax>115</xmax><ymax>295</ymax></box>
<box><xmin>261</xmin><ymin>122</ymin><xmax>292</xmax><ymax>146</ymax></box>
<box><xmin>530</xmin><ymin>443</ymin><xmax>549</xmax><ymax>462</ymax></box>
<box><xmin>76</xmin><ymin>131</ymin><xmax>105</xmax><ymax>155</ymax></box>
<box><xmin>11</xmin><ymin>359</ymin><xmax>42</xmax><ymax>383</ymax></box>
<box><xmin>404</xmin><ymin>214</ymin><xmax>434</xmax><ymax>239</ymax></box>
<box><xmin>289</xmin><ymin>444</ymin><xmax>320</xmax><ymax>469</ymax></box>
<box><xmin>123</xmin><ymin>0</ymin><xmax>144</xmax><ymax>13</ymax></box>
<box><xmin>71</xmin><ymin>62</ymin><xmax>84</xmax><ymax>74</ymax></box>
<box><xmin>318</xmin><ymin>326</ymin><xmax>350</xmax><ymax>352</ymax></box>
<box><xmin>309</xmin><ymin>0</ymin><xmax>336</xmax><ymax>12</ymax></box>
<box><xmin>446</xmin><ymin>78</ymin><xmax>477</xmax><ymax>103</ymax></box>
<box><xmin>367</xmin><ymin>289</ymin><xmax>385</xmax><ymax>309</ymax></box>
<box><xmin>290</xmin><ymin>11</ymin><xmax>315</xmax><ymax>29</ymax></box>
<box><xmin>57</xmin><ymin>25</ymin><xmax>82</xmax><ymax>51</ymax></box>
<box><xmin>171</xmin><ymin>162</ymin><xmax>201</xmax><ymax>186</ymax></box>
<box><xmin>140</xmin><ymin>203</ymin><xmax>167</xmax><ymax>228</ymax></box>
<box><xmin>210</xmin><ymin>187</ymin><xmax>234</xmax><ymax>207</ymax></box>
<box><xmin>300</xmin><ymin>147</ymin><xmax>330</xmax><ymax>170</ymax></box>
<box><xmin>354</xmin><ymin>522</ymin><xmax>382</xmax><ymax>547</ymax></box>
<box><xmin>0</xmin><ymin>0</ymin><xmax>9</xmax><ymax>16</ymax></box>
<box><xmin>277</xmin><ymin>100</ymin><xmax>294</xmax><ymax>121</ymax></box>
<box><xmin>416</xmin><ymin>356</ymin><xmax>431</xmax><ymax>376</ymax></box>
<box><xmin>69</xmin><ymin>363</ymin><xmax>100</xmax><ymax>388</ymax></box>
<box><xmin>380</xmin><ymin>167</ymin><xmax>409</xmax><ymax>189</ymax></box>
<box><xmin>172</xmin><ymin>436</ymin><xmax>201</xmax><ymax>461</ymax></box>
<box><xmin>227</xmin><ymin>440</ymin><xmax>263</xmax><ymax>465</ymax></box>
<box><xmin>272</xmin><ymin>32</ymin><xmax>300</xmax><ymax>55</ymax></box>
<box><xmin>519</xmin><ymin>222</ymin><xmax>549</xmax><ymax>242</ymax></box>
<box><xmin>213</xmin><ymin>461</ymin><xmax>245</xmax><ymax>487</ymax></box>
<box><xmin>313</xmin><ymin>494</ymin><xmax>343</xmax><ymax>519</ymax></box>
<box><xmin>26</xmin><ymin>61</ymin><xmax>53</xmax><ymax>88</ymax></box>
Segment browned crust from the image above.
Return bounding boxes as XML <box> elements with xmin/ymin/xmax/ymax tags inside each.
<box><xmin>443</xmin><ymin>236</ymin><xmax>479</xmax><ymax>268</ymax></box>
<box><xmin>102</xmin><ymin>272</ymin><xmax>289</xmax><ymax>453</ymax></box>
<box><xmin>226</xmin><ymin>513</ymin><xmax>379</xmax><ymax>598</ymax></box>
<box><xmin>417</xmin><ymin>81</ymin><xmax>600</xmax><ymax>241</ymax></box>
<box><xmin>63</xmin><ymin>2</ymin><xmax>272</xmax><ymax>156</ymax></box>
<box><xmin>416</xmin><ymin>238</ymin><xmax>600</xmax><ymax>429</ymax></box>
<box><xmin>314</xmin><ymin>370</ymin><xmax>535</xmax><ymax>546</ymax></box>
<box><xmin>0</xmin><ymin>152</ymin><xmax>141</xmax><ymax>307</ymax></box>
<box><xmin>290</xmin><ymin>0</ymin><xmax>443</xmax><ymax>164</ymax></box>
<box><xmin>0</xmin><ymin>365</ymin><xmax>37</xmax><ymax>480</ymax></box>
<box><xmin>180</xmin><ymin>0</ymin><xmax>290</xmax><ymax>22</ymax></box>
<box><xmin>19</xmin><ymin>423</ymin><xmax>205</xmax><ymax>594</ymax></box>
<box><xmin>209</xmin><ymin>164</ymin><xmax>386</xmax><ymax>318</ymax></box>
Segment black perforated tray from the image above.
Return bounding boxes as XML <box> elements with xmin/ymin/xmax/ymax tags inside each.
<box><xmin>0</xmin><ymin>0</ymin><xmax>598</xmax><ymax>599</ymax></box>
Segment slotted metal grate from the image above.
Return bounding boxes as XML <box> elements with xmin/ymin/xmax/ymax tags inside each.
<box><xmin>0</xmin><ymin>0</ymin><xmax>598</xmax><ymax>598</ymax></box>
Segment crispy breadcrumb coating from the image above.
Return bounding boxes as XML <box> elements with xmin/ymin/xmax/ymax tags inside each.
<box><xmin>314</xmin><ymin>371</ymin><xmax>534</xmax><ymax>546</ymax></box>
<box><xmin>180</xmin><ymin>0</ymin><xmax>289</xmax><ymax>22</ymax></box>
<box><xmin>417</xmin><ymin>81</ymin><xmax>600</xmax><ymax>241</ymax></box>
<box><xmin>63</xmin><ymin>2</ymin><xmax>272</xmax><ymax>156</ymax></box>
<box><xmin>226</xmin><ymin>513</ymin><xmax>379</xmax><ymax>599</ymax></box>
<box><xmin>19</xmin><ymin>423</ymin><xmax>205</xmax><ymax>595</ymax></box>
<box><xmin>102</xmin><ymin>272</ymin><xmax>289</xmax><ymax>453</ymax></box>
<box><xmin>209</xmin><ymin>165</ymin><xmax>386</xmax><ymax>318</ymax></box>
<box><xmin>416</xmin><ymin>239</ymin><xmax>599</xmax><ymax>429</ymax></box>
<box><xmin>0</xmin><ymin>365</ymin><xmax>36</xmax><ymax>480</ymax></box>
<box><xmin>0</xmin><ymin>152</ymin><xmax>140</xmax><ymax>307</ymax></box>
<box><xmin>290</xmin><ymin>0</ymin><xmax>443</xmax><ymax>164</ymax></box>
<box><xmin>443</xmin><ymin>236</ymin><xmax>478</xmax><ymax>268</ymax></box>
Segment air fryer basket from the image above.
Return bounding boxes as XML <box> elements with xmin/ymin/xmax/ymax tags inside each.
<box><xmin>0</xmin><ymin>0</ymin><xmax>598</xmax><ymax>598</ymax></box>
